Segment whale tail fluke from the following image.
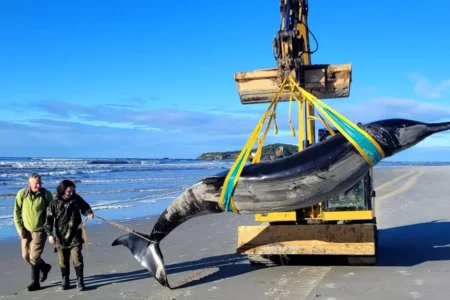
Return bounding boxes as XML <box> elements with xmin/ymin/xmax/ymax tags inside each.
<box><xmin>112</xmin><ymin>233</ymin><xmax>170</xmax><ymax>289</ymax></box>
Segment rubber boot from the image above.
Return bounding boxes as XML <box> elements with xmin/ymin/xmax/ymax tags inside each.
<box><xmin>39</xmin><ymin>260</ymin><xmax>52</xmax><ymax>282</ymax></box>
<box><xmin>75</xmin><ymin>266</ymin><xmax>85</xmax><ymax>291</ymax></box>
<box><xmin>26</xmin><ymin>264</ymin><xmax>41</xmax><ymax>291</ymax></box>
<box><xmin>60</xmin><ymin>268</ymin><xmax>70</xmax><ymax>290</ymax></box>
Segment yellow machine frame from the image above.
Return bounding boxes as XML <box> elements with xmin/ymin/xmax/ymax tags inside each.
<box><xmin>233</xmin><ymin>0</ymin><xmax>378</xmax><ymax>265</ymax></box>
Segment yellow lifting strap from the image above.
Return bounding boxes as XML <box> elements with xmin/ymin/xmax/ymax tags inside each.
<box><xmin>219</xmin><ymin>75</ymin><xmax>385</xmax><ymax>214</ymax></box>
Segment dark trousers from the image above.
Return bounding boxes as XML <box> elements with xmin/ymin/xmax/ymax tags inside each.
<box><xmin>57</xmin><ymin>246</ymin><xmax>83</xmax><ymax>269</ymax></box>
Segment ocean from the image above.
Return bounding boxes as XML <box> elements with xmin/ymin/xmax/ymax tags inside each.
<box><xmin>1</xmin><ymin>157</ymin><xmax>449</xmax><ymax>241</ymax></box>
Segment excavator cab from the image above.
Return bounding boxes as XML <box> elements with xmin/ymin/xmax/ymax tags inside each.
<box><xmin>234</xmin><ymin>0</ymin><xmax>377</xmax><ymax>267</ymax></box>
<box><xmin>236</xmin><ymin>127</ymin><xmax>378</xmax><ymax>266</ymax></box>
<box><xmin>318</xmin><ymin>127</ymin><xmax>376</xmax><ymax>221</ymax></box>
<box><xmin>256</xmin><ymin>126</ymin><xmax>376</xmax><ymax>225</ymax></box>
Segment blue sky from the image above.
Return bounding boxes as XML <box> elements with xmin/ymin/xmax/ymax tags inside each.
<box><xmin>1</xmin><ymin>0</ymin><xmax>449</xmax><ymax>161</ymax></box>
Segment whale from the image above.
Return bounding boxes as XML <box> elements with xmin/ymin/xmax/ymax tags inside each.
<box><xmin>111</xmin><ymin>118</ymin><xmax>450</xmax><ymax>289</ymax></box>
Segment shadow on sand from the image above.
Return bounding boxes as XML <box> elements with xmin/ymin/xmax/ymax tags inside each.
<box><xmin>80</xmin><ymin>220</ymin><xmax>450</xmax><ymax>290</ymax></box>
<box><xmin>267</xmin><ymin>219</ymin><xmax>450</xmax><ymax>267</ymax></box>
<box><xmin>81</xmin><ymin>253</ymin><xmax>253</xmax><ymax>290</ymax></box>
<box><xmin>377</xmin><ymin>219</ymin><xmax>450</xmax><ymax>266</ymax></box>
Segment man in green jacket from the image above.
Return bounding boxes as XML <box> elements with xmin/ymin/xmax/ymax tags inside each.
<box><xmin>14</xmin><ymin>173</ymin><xmax>53</xmax><ymax>291</ymax></box>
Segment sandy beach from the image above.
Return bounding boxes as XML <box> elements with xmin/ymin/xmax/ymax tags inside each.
<box><xmin>1</xmin><ymin>166</ymin><xmax>450</xmax><ymax>299</ymax></box>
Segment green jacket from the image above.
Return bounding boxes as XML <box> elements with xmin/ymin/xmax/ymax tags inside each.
<box><xmin>14</xmin><ymin>187</ymin><xmax>53</xmax><ymax>234</ymax></box>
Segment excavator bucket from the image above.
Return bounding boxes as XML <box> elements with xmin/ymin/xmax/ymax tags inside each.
<box><xmin>234</xmin><ymin>63</ymin><xmax>352</xmax><ymax>104</ymax></box>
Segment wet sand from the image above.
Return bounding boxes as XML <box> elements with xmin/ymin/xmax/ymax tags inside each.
<box><xmin>1</xmin><ymin>166</ymin><xmax>450</xmax><ymax>299</ymax></box>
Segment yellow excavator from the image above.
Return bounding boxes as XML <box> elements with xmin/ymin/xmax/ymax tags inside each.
<box><xmin>233</xmin><ymin>0</ymin><xmax>378</xmax><ymax>265</ymax></box>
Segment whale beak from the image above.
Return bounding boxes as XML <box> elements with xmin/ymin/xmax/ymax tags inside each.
<box><xmin>112</xmin><ymin>233</ymin><xmax>171</xmax><ymax>289</ymax></box>
<box><xmin>428</xmin><ymin>121</ymin><xmax>450</xmax><ymax>133</ymax></box>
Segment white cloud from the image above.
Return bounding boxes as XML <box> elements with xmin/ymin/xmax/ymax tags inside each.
<box><xmin>3</xmin><ymin>92</ymin><xmax>450</xmax><ymax>158</ymax></box>
<box><xmin>270</xmin><ymin>97</ymin><xmax>450</xmax><ymax>149</ymax></box>
<box><xmin>330</xmin><ymin>97</ymin><xmax>450</xmax><ymax>123</ymax></box>
<box><xmin>407</xmin><ymin>73</ymin><xmax>450</xmax><ymax>99</ymax></box>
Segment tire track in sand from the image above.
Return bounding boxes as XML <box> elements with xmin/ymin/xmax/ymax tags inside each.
<box><xmin>264</xmin><ymin>266</ymin><xmax>331</xmax><ymax>300</ymax></box>
<box><xmin>144</xmin><ymin>267</ymin><xmax>220</xmax><ymax>299</ymax></box>
<box><xmin>375</xmin><ymin>169</ymin><xmax>416</xmax><ymax>193</ymax></box>
<box><xmin>145</xmin><ymin>169</ymin><xmax>422</xmax><ymax>299</ymax></box>
<box><xmin>375</xmin><ymin>169</ymin><xmax>424</xmax><ymax>216</ymax></box>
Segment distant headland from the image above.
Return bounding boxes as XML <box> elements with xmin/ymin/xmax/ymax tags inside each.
<box><xmin>196</xmin><ymin>143</ymin><xmax>299</xmax><ymax>161</ymax></box>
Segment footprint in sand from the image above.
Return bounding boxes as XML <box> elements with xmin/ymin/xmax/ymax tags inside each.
<box><xmin>278</xmin><ymin>277</ymin><xmax>289</xmax><ymax>286</ymax></box>
<box><xmin>413</xmin><ymin>279</ymin><xmax>424</xmax><ymax>286</ymax></box>
<box><xmin>410</xmin><ymin>291</ymin><xmax>422</xmax><ymax>298</ymax></box>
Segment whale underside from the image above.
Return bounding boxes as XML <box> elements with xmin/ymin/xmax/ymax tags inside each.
<box><xmin>111</xmin><ymin>133</ymin><xmax>369</xmax><ymax>289</ymax></box>
<box><xmin>191</xmin><ymin>133</ymin><xmax>368</xmax><ymax>214</ymax></box>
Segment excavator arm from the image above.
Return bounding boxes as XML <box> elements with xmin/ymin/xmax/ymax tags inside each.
<box><xmin>274</xmin><ymin>0</ymin><xmax>314</xmax><ymax>80</ymax></box>
<box><xmin>235</xmin><ymin>1</ymin><xmax>376</xmax><ymax>265</ymax></box>
<box><xmin>234</xmin><ymin>0</ymin><xmax>352</xmax><ymax>148</ymax></box>
<box><xmin>275</xmin><ymin>0</ymin><xmax>317</xmax><ymax>148</ymax></box>
<box><xmin>234</xmin><ymin>0</ymin><xmax>352</xmax><ymax>110</ymax></box>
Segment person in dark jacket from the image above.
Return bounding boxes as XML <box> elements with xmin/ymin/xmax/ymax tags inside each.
<box><xmin>44</xmin><ymin>180</ymin><xmax>94</xmax><ymax>291</ymax></box>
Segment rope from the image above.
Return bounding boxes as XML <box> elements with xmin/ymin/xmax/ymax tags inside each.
<box><xmin>79</xmin><ymin>215</ymin><xmax>159</xmax><ymax>244</ymax></box>
<box><xmin>218</xmin><ymin>77</ymin><xmax>289</xmax><ymax>214</ymax></box>
<box><xmin>80</xmin><ymin>217</ymin><xmax>90</xmax><ymax>254</ymax></box>
<box><xmin>53</xmin><ymin>214</ymin><xmax>156</xmax><ymax>256</ymax></box>
<box><xmin>287</xmin><ymin>77</ymin><xmax>385</xmax><ymax>166</ymax></box>
<box><xmin>94</xmin><ymin>215</ymin><xmax>159</xmax><ymax>243</ymax></box>
<box><xmin>219</xmin><ymin>74</ymin><xmax>385</xmax><ymax>214</ymax></box>
<box><xmin>81</xmin><ymin>217</ymin><xmax>89</xmax><ymax>244</ymax></box>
